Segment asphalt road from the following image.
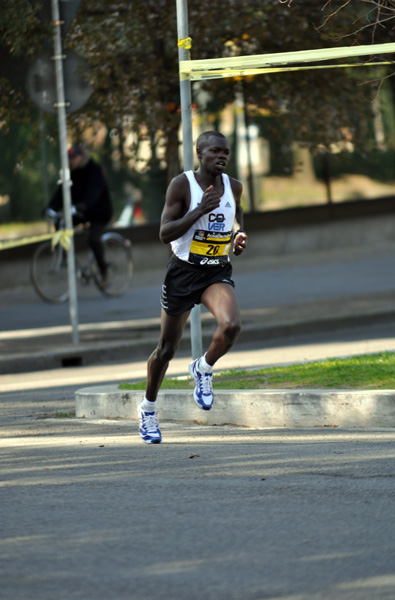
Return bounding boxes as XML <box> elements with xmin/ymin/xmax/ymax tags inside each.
<box><xmin>2</xmin><ymin>243</ymin><xmax>395</xmax><ymax>331</ymax></box>
<box><xmin>1</xmin><ymin>410</ymin><xmax>395</xmax><ymax>600</ymax></box>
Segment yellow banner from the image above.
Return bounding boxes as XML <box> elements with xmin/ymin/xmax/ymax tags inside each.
<box><xmin>180</xmin><ymin>42</ymin><xmax>395</xmax><ymax>80</ymax></box>
<box><xmin>182</xmin><ymin>60</ymin><xmax>393</xmax><ymax>81</ymax></box>
<box><xmin>0</xmin><ymin>230</ymin><xmax>73</xmax><ymax>252</ymax></box>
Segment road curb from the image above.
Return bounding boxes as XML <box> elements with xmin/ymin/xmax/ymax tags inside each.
<box><xmin>75</xmin><ymin>386</ymin><xmax>395</xmax><ymax>429</ymax></box>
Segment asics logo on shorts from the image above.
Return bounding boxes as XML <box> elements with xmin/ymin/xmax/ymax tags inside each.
<box><xmin>199</xmin><ymin>257</ymin><xmax>221</xmax><ymax>266</ymax></box>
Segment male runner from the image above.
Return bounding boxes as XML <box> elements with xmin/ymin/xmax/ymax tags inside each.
<box><xmin>138</xmin><ymin>131</ymin><xmax>248</xmax><ymax>443</ymax></box>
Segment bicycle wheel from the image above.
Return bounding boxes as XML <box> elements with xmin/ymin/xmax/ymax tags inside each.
<box><xmin>30</xmin><ymin>241</ymin><xmax>69</xmax><ymax>304</ymax></box>
<box><xmin>93</xmin><ymin>233</ymin><xmax>133</xmax><ymax>297</ymax></box>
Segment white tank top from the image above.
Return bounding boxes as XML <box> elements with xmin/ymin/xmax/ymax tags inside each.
<box><xmin>171</xmin><ymin>171</ymin><xmax>236</xmax><ymax>267</ymax></box>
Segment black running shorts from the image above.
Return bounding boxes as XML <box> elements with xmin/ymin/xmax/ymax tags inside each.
<box><xmin>160</xmin><ymin>256</ymin><xmax>235</xmax><ymax>316</ymax></box>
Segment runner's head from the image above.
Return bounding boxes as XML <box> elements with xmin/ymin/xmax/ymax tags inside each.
<box><xmin>196</xmin><ymin>131</ymin><xmax>230</xmax><ymax>175</ymax></box>
<box><xmin>196</xmin><ymin>131</ymin><xmax>227</xmax><ymax>153</ymax></box>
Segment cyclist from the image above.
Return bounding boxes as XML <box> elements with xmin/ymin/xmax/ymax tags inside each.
<box><xmin>46</xmin><ymin>145</ymin><xmax>113</xmax><ymax>283</ymax></box>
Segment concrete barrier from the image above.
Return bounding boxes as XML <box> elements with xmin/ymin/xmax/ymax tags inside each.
<box><xmin>75</xmin><ymin>386</ymin><xmax>395</xmax><ymax>428</ymax></box>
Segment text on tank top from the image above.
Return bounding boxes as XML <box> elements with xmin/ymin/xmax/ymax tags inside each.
<box><xmin>171</xmin><ymin>171</ymin><xmax>236</xmax><ymax>266</ymax></box>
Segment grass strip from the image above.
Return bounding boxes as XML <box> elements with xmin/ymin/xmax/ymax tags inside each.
<box><xmin>119</xmin><ymin>351</ymin><xmax>395</xmax><ymax>391</ymax></box>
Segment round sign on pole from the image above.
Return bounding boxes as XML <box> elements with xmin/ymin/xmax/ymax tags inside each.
<box><xmin>26</xmin><ymin>50</ymin><xmax>92</xmax><ymax>114</ymax></box>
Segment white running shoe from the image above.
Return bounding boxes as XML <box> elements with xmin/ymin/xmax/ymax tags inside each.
<box><xmin>137</xmin><ymin>402</ymin><xmax>162</xmax><ymax>444</ymax></box>
<box><xmin>189</xmin><ymin>358</ymin><xmax>214</xmax><ymax>410</ymax></box>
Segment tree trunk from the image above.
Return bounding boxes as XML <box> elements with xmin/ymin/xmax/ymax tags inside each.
<box><xmin>166</xmin><ymin>123</ymin><xmax>181</xmax><ymax>184</ymax></box>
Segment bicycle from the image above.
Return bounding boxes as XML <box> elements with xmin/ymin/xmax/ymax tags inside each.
<box><xmin>30</xmin><ymin>210</ymin><xmax>133</xmax><ymax>304</ymax></box>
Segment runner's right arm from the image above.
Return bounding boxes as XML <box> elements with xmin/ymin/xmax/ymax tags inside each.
<box><xmin>159</xmin><ymin>175</ymin><xmax>221</xmax><ymax>244</ymax></box>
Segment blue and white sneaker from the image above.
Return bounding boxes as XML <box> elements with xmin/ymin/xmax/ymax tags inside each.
<box><xmin>189</xmin><ymin>358</ymin><xmax>214</xmax><ymax>410</ymax></box>
<box><xmin>137</xmin><ymin>402</ymin><xmax>162</xmax><ymax>444</ymax></box>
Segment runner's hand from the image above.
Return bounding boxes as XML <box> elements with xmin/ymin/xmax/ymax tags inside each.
<box><xmin>199</xmin><ymin>185</ymin><xmax>221</xmax><ymax>214</ymax></box>
<box><xmin>233</xmin><ymin>231</ymin><xmax>247</xmax><ymax>256</ymax></box>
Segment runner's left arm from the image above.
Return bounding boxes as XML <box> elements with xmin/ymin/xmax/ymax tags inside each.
<box><xmin>230</xmin><ymin>179</ymin><xmax>248</xmax><ymax>256</ymax></box>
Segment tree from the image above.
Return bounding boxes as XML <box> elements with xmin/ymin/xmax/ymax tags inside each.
<box><xmin>0</xmin><ymin>1</ymin><xmax>386</xmax><ymax>182</ymax></box>
<box><xmin>277</xmin><ymin>0</ymin><xmax>395</xmax><ymax>145</ymax></box>
<box><xmin>315</xmin><ymin>1</ymin><xmax>395</xmax><ymax>43</ymax></box>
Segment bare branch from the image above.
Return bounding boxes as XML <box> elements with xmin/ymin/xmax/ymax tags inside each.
<box><xmin>317</xmin><ymin>1</ymin><xmax>354</xmax><ymax>32</ymax></box>
<box><xmin>357</xmin><ymin>68</ymin><xmax>395</xmax><ymax>102</ymax></box>
<box><xmin>282</xmin><ymin>0</ymin><xmax>395</xmax><ymax>42</ymax></box>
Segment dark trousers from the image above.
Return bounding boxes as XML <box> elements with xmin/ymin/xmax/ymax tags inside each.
<box><xmin>88</xmin><ymin>222</ymin><xmax>107</xmax><ymax>274</ymax></box>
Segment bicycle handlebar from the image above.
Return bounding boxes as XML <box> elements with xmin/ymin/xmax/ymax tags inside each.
<box><xmin>43</xmin><ymin>208</ymin><xmax>59</xmax><ymax>219</ymax></box>
<box><xmin>43</xmin><ymin>207</ymin><xmax>85</xmax><ymax>221</ymax></box>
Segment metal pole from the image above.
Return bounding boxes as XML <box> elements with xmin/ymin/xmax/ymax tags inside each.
<box><xmin>52</xmin><ymin>0</ymin><xmax>79</xmax><ymax>344</ymax></box>
<box><xmin>176</xmin><ymin>0</ymin><xmax>202</xmax><ymax>359</ymax></box>
<box><xmin>39</xmin><ymin>111</ymin><xmax>50</xmax><ymax>210</ymax></box>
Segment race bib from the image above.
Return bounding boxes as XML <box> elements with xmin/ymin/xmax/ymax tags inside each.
<box><xmin>188</xmin><ymin>229</ymin><xmax>232</xmax><ymax>266</ymax></box>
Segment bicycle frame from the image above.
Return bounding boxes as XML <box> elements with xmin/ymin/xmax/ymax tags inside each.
<box><xmin>31</xmin><ymin>211</ymin><xmax>133</xmax><ymax>303</ymax></box>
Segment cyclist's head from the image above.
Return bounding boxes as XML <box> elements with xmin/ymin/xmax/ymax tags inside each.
<box><xmin>68</xmin><ymin>145</ymin><xmax>83</xmax><ymax>159</ymax></box>
<box><xmin>68</xmin><ymin>145</ymin><xmax>89</xmax><ymax>170</ymax></box>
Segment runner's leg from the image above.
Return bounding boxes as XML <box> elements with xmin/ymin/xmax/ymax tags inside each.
<box><xmin>145</xmin><ymin>308</ymin><xmax>190</xmax><ymax>401</ymax></box>
<box><xmin>200</xmin><ymin>283</ymin><xmax>241</xmax><ymax>366</ymax></box>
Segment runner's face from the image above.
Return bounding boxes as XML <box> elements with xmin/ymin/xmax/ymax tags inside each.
<box><xmin>199</xmin><ymin>136</ymin><xmax>230</xmax><ymax>175</ymax></box>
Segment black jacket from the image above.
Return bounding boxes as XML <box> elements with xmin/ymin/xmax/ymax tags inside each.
<box><xmin>49</xmin><ymin>159</ymin><xmax>113</xmax><ymax>224</ymax></box>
